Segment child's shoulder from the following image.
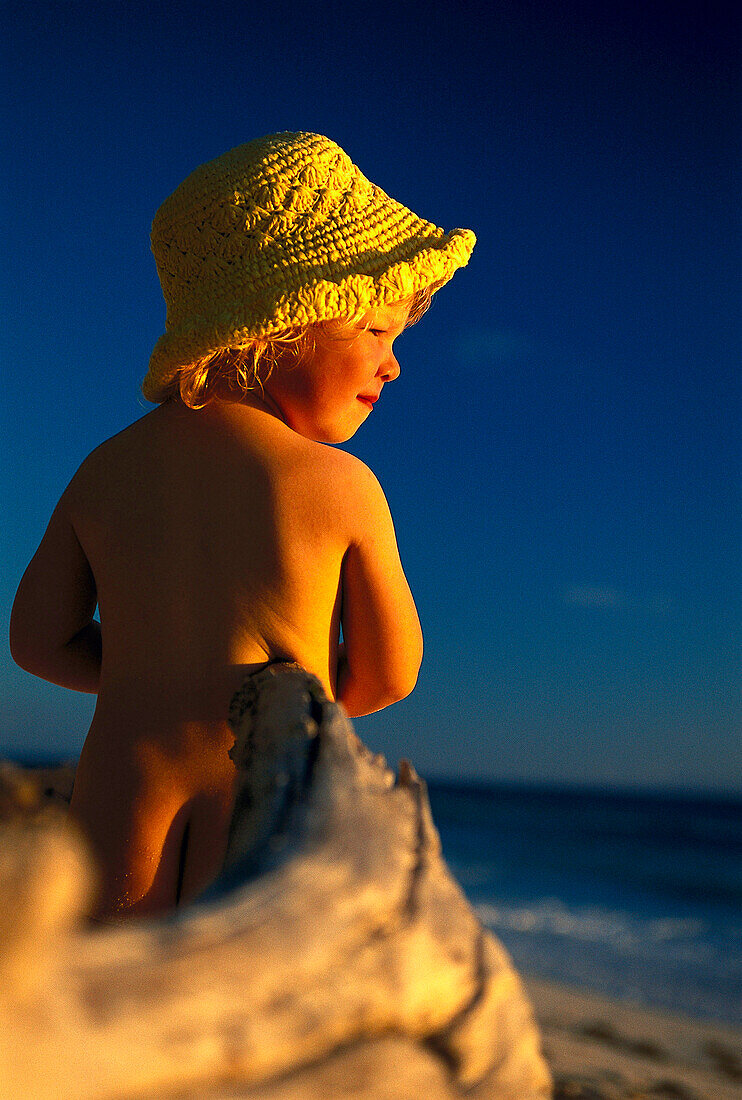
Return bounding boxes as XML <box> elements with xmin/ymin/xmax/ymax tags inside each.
<box><xmin>58</xmin><ymin>404</ymin><xmax>391</xmax><ymax>540</ymax></box>
<box><xmin>58</xmin><ymin>415</ymin><xmax>154</xmax><ymax>501</ymax></box>
<box><xmin>296</xmin><ymin>434</ymin><xmax>386</xmax><ymax>498</ymax></box>
<box><xmin>301</xmin><ymin>439</ymin><xmax>378</xmax><ymax>490</ymax></box>
<box><xmin>248</xmin><ymin>420</ymin><xmax>391</xmax><ymax>538</ymax></box>
<box><xmin>210</xmin><ymin>401</ymin><xmax>385</xmax><ymax>506</ymax></box>
<box><xmin>304</xmin><ymin>445</ymin><xmax>393</xmax><ymax>536</ymax></box>
<box><xmin>48</xmin><ymin>408</ymin><xmax>189</xmax><ymax>529</ymax></box>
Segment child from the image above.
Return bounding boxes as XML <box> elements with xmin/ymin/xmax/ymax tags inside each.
<box><xmin>9</xmin><ymin>132</ymin><xmax>475</xmax><ymax>921</ymax></box>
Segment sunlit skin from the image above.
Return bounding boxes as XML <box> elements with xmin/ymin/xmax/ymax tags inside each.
<box><xmin>250</xmin><ymin>299</ymin><xmax>410</xmax><ymax>443</ymax></box>
<box><xmin>9</xmin><ymin>299</ymin><xmax>423</xmax><ymax>921</ymax></box>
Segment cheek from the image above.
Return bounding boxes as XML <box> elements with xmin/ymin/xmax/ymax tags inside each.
<box><xmin>275</xmin><ymin>366</ymin><xmax>316</xmax><ymax>407</ymax></box>
<box><xmin>314</xmin><ymin>360</ymin><xmax>359</xmax><ymax>404</ymax></box>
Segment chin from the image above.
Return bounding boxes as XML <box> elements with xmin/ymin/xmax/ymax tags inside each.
<box><xmin>312</xmin><ymin>431</ymin><xmax>357</xmax><ymax>445</ymax></box>
<box><xmin>311</xmin><ymin>421</ymin><xmax>360</xmax><ymax>445</ymax></box>
<box><xmin>283</xmin><ymin>404</ymin><xmax>365</xmax><ymax>443</ymax></box>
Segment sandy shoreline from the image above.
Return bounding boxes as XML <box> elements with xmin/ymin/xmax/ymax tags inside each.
<box><xmin>2</xmin><ymin>760</ymin><xmax>739</xmax><ymax>1097</ymax></box>
<box><xmin>525</xmin><ymin>976</ymin><xmax>742</xmax><ymax>1099</ymax></box>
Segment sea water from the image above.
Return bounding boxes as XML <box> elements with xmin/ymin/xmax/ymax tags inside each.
<box><xmin>9</xmin><ymin>754</ymin><xmax>740</xmax><ymax>1023</ymax></box>
<box><xmin>427</xmin><ymin>781</ymin><xmax>742</xmax><ymax>1025</ymax></box>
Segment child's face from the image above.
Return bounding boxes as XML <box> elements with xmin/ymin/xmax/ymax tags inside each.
<box><xmin>263</xmin><ymin>300</ymin><xmax>411</xmax><ymax>443</ymax></box>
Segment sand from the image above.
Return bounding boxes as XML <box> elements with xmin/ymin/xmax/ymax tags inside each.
<box><xmin>2</xmin><ymin>760</ymin><xmax>739</xmax><ymax>1098</ymax></box>
<box><xmin>526</xmin><ymin>976</ymin><xmax>742</xmax><ymax>1100</ymax></box>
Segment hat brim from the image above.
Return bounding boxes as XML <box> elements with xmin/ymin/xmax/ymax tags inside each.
<box><xmin>143</xmin><ymin>225</ymin><xmax>474</xmax><ymax>402</ymax></box>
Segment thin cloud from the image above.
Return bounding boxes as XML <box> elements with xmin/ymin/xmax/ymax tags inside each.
<box><xmin>561</xmin><ymin>586</ymin><xmax>676</xmax><ymax>615</ymax></box>
<box><xmin>455</xmin><ymin>328</ymin><xmax>538</xmax><ymax>363</ymax></box>
<box><xmin>562</xmin><ymin>585</ymin><xmax>625</xmax><ymax>608</ymax></box>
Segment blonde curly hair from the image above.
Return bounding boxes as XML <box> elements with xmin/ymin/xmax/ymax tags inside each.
<box><xmin>152</xmin><ymin>284</ymin><xmax>440</xmax><ymax>409</ymax></box>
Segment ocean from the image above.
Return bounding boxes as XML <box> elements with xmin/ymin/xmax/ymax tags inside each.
<box><xmin>7</xmin><ymin>754</ymin><xmax>740</xmax><ymax>1025</ymax></box>
<box><xmin>427</xmin><ymin>780</ymin><xmax>742</xmax><ymax>1026</ymax></box>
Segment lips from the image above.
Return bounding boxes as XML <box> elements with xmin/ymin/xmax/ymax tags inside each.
<box><xmin>357</xmin><ymin>394</ymin><xmax>378</xmax><ymax>411</ymax></box>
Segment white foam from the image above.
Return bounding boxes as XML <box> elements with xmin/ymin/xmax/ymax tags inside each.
<box><xmin>475</xmin><ymin>899</ymin><xmax>709</xmax><ymax>953</ymax></box>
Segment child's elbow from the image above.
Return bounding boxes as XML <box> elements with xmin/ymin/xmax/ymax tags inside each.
<box><xmin>9</xmin><ymin>603</ymin><xmax>52</xmax><ymax>677</ymax></box>
<box><xmin>9</xmin><ymin>622</ymin><xmax>43</xmax><ymax>677</ymax></box>
<box><xmin>340</xmin><ymin>659</ymin><xmax>421</xmax><ymax>718</ymax></box>
<box><xmin>379</xmin><ymin>637</ymin><xmax>423</xmax><ymax>707</ymax></box>
<box><xmin>9</xmin><ymin>608</ymin><xmax>32</xmax><ymax>670</ymax></box>
<box><xmin>381</xmin><ymin>661</ymin><xmax>421</xmax><ymax>706</ymax></box>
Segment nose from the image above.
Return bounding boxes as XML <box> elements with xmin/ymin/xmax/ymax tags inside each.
<box><xmin>380</xmin><ymin>350</ymin><xmax>401</xmax><ymax>382</ymax></box>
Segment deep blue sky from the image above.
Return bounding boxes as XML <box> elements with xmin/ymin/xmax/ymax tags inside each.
<box><xmin>2</xmin><ymin>0</ymin><xmax>739</xmax><ymax>792</ymax></box>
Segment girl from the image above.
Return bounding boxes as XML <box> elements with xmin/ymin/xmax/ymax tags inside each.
<box><xmin>10</xmin><ymin>132</ymin><xmax>475</xmax><ymax>920</ymax></box>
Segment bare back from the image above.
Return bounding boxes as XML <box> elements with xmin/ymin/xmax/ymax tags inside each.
<box><xmin>12</xmin><ymin>395</ymin><xmax>422</xmax><ymax>918</ymax></box>
<box><xmin>77</xmin><ymin>399</ymin><xmax>347</xmax><ymax>728</ymax></box>
<box><xmin>68</xmin><ymin>399</ymin><xmax>350</xmax><ymax>914</ymax></box>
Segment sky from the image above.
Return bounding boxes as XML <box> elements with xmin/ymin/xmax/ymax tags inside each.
<box><xmin>1</xmin><ymin>0</ymin><xmax>739</xmax><ymax>793</ymax></box>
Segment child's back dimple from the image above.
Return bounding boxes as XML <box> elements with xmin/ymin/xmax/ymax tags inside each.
<box><xmin>70</xmin><ymin>398</ymin><xmax>346</xmax><ymax>727</ymax></box>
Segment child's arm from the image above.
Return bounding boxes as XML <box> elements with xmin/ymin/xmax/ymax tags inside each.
<box><xmin>336</xmin><ymin>460</ymin><xmax>423</xmax><ymax>718</ymax></box>
<box><xmin>9</xmin><ymin>489</ymin><xmax>101</xmax><ymax>694</ymax></box>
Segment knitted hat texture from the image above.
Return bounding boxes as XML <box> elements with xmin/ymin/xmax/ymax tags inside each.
<box><xmin>144</xmin><ymin>132</ymin><xmax>475</xmax><ymax>400</ymax></box>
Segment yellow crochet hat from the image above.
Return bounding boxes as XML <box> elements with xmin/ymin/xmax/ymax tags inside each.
<box><xmin>143</xmin><ymin>131</ymin><xmax>476</xmax><ymax>401</ymax></box>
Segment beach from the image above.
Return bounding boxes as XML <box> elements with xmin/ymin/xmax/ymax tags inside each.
<box><xmin>528</xmin><ymin>976</ymin><xmax>742</xmax><ymax>1100</ymax></box>
<box><xmin>433</xmin><ymin>779</ymin><xmax>742</xmax><ymax>1097</ymax></box>
<box><xmin>2</xmin><ymin>759</ymin><xmax>740</xmax><ymax>1098</ymax></box>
